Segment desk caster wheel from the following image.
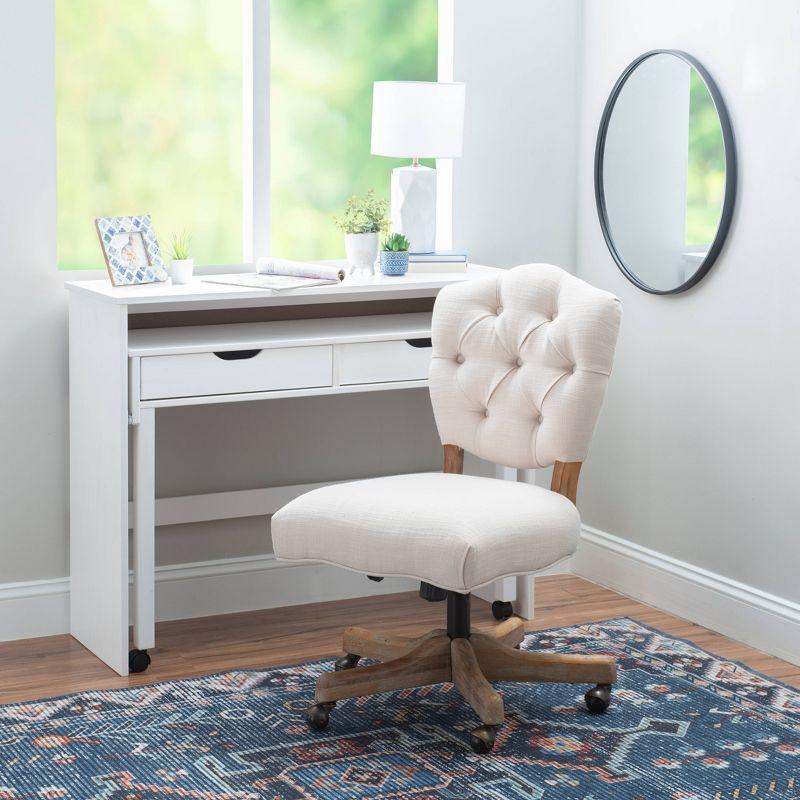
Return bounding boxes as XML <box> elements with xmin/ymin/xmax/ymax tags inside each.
<box><xmin>470</xmin><ymin>724</ymin><xmax>498</xmax><ymax>754</ymax></box>
<box><xmin>128</xmin><ymin>649</ymin><xmax>151</xmax><ymax>674</ymax></box>
<box><xmin>334</xmin><ymin>653</ymin><xmax>361</xmax><ymax>671</ymax></box>
<box><xmin>491</xmin><ymin>601</ymin><xmax>513</xmax><ymax>621</ymax></box>
<box><xmin>585</xmin><ymin>684</ymin><xmax>612</xmax><ymax>714</ymax></box>
<box><xmin>306</xmin><ymin>702</ymin><xmax>334</xmax><ymax>731</ymax></box>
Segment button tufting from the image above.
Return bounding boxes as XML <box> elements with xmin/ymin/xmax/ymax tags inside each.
<box><xmin>426</xmin><ymin>263</ymin><xmax>620</xmax><ymax>472</ymax></box>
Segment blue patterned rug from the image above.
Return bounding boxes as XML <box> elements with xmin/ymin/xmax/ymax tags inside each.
<box><xmin>1</xmin><ymin>618</ymin><xmax>799</xmax><ymax>799</ymax></box>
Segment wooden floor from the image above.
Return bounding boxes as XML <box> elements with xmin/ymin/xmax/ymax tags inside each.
<box><xmin>1</xmin><ymin>575</ymin><xmax>798</xmax><ymax>705</ymax></box>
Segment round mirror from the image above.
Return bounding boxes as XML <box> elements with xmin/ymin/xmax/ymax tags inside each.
<box><xmin>595</xmin><ymin>50</ymin><xmax>736</xmax><ymax>294</ymax></box>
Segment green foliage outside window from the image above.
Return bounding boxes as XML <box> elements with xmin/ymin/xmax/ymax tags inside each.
<box><xmin>56</xmin><ymin>0</ymin><xmax>437</xmax><ymax>270</ymax></box>
<box><xmin>270</xmin><ymin>0</ymin><xmax>437</xmax><ymax>260</ymax></box>
<box><xmin>56</xmin><ymin>1</ymin><xmax>243</xmax><ymax>269</ymax></box>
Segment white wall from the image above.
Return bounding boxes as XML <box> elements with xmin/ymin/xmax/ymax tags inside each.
<box><xmin>452</xmin><ymin>0</ymin><xmax>582</xmax><ymax>270</ymax></box>
<box><xmin>0</xmin><ymin>3</ymin><xmax>67</xmax><ymax>584</ymax></box>
<box><xmin>575</xmin><ymin>0</ymin><xmax>800</xmax><ymax>602</ymax></box>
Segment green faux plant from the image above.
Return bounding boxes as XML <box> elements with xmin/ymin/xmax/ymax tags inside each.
<box><xmin>170</xmin><ymin>230</ymin><xmax>192</xmax><ymax>260</ymax></box>
<box><xmin>333</xmin><ymin>190</ymin><xmax>389</xmax><ymax>235</ymax></box>
<box><xmin>382</xmin><ymin>232</ymin><xmax>410</xmax><ymax>252</ymax></box>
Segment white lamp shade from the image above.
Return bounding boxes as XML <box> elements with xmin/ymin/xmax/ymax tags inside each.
<box><xmin>371</xmin><ymin>81</ymin><xmax>465</xmax><ymax>159</ymax></box>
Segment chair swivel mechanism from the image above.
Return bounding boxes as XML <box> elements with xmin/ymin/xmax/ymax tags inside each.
<box><xmin>272</xmin><ymin>264</ymin><xmax>622</xmax><ymax>753</ymax></box>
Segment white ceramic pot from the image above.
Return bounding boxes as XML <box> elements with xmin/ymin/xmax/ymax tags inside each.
<box><xmin>170</xmin><ymin>258</ymin><xmax>194</xmax><ymax>285</ymax></box>
<box><xmin>344</xmin><ymin>232</ymin><xmax>379</xmax><ymax>274</ymax></box>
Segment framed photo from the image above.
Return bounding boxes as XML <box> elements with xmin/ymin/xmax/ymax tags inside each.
<box><xmin>95</xmin><ymin>214</ymin><xmax>168</xmax><ymax>286</ymax></box>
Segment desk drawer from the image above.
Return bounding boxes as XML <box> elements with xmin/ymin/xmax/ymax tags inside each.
<box><xmin>337</xmin><ymin>338</ymin><xmax>432</xmax><ymax>385</ymax></box>
<box><xmin>140</xmin><ymin>346</ymin><xmax>332</xmax><ymax>400</ymax></box>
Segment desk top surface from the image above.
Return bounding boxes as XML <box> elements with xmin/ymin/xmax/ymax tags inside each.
<box><xmin>65</xmin><ymin>264</ymin><xmax>499</xmax><ymax>308</ymax></box>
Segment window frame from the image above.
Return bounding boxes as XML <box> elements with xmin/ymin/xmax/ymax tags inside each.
<box><xmin>63</xmin><ymin>0</ymin><xmax>452</xmax><ymax>275</ymax></box>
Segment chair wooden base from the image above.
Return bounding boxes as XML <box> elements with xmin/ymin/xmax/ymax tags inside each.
<box><xmin>307</xmin><ymin>617</ymin><xmax>616</xmax><ymax>753</ymax></box>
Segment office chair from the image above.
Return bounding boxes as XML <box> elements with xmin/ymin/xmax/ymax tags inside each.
<box><xmin>272</xmin><ymin>263</ymin><xmax>622</xmax><ymax>753</ymax></box>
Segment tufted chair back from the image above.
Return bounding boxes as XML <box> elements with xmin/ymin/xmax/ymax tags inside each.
<box><xmin>429</xmin><ymin>264</ymin><xmax>621</xmax><ymax>470</ymax></box>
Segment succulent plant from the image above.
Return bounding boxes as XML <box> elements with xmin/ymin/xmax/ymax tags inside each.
<box><xmin>381</xmin><ymin>232</ymin><xmax>410</xmax><ymax>252</ymax></box>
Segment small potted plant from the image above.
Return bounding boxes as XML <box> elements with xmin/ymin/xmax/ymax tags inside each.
<box><xmin>380</xmin><ymin>232</ymin><xmax>410</xmax><ymax>276</ymax></box>
<box><xmin>169</xmin><ymin>230</ymin><xmax>193</xmax><ymax>285</ymax></box>
<box><xmin>334</xmin><ymin>190</ymin><xmax>388</xmax><ymax>274</ymax></box>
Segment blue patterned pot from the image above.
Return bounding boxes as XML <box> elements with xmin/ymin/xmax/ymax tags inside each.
<box><xmin>380</xmin><ymin>250</ymin><xmax>409</xmax><ymax>276</ymax></box>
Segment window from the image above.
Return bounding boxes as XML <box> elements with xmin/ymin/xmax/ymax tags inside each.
<box><xmin>56</xmin><ymin>1</ymin><xmax>437</xmax><ymax>270</ymax></box>
<box><xmin>56</xmin><ymin>1</ymin><xmax>243</xmax><ymax>269</ymax></box>
<box><xmin>270</xmin><ymin>1</ymin><xmax>437</xmax><ymax>260</ymax></box>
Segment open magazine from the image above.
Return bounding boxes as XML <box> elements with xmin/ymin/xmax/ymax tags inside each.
<box><xmin>203</xmin><ymin>258</ymin><xmax>346</xmax><ymax>291</ymax></box>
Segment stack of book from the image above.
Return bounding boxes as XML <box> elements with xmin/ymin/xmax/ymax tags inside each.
<box><xmin>407</xmin><ymin>250</ymin><xmax>468</xmax><ymax>273</ymax></box>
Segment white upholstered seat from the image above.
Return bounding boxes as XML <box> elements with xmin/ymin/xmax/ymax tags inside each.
<box><xmin>271</xmin><ymin>472</ymin><xmax>580</xmax><ymax>593</ymax></box>
<box><xmin>272</xmin><ymin>264</ymin><xmax>620</xmax><ymax>594</ymax></box>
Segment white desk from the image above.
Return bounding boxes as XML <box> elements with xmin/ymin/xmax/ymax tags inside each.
<box><xmin>66</xmin><ymin>266</ymin><xmax>532</xmax><ymax>676</ymax></box>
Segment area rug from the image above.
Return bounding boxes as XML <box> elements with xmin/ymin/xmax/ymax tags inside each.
<box><xmin>1</xmin><ymin>618</ymin><xmax>799</xmax><ymax>800</ymax></box>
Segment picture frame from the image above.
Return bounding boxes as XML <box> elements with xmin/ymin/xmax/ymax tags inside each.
<box><xmin>95</xmin><ymin>214</ymin><xmax>168</xmax><ymax>286</ymax></box>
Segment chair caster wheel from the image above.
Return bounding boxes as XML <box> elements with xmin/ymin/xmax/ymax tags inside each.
<box><xmin>128</xmin><ymin>649</ymin><xmax>151</xmax><ymax>674</ymax></box>
<box><xmin>585</xmin><ymin>684</ymin><xmax>612</xmax><ymax>714</ymax></box>
<box><xmin>306</xmin><ymin>702</ymin><xmax>335</xmax><ymax>731</ymax></box>
<box><xmin>334</xmin><ymin>653</ymin><xmax>361</xmax><ymax>671</ymax></box>
<box><xmin>491</xmin><ymin>600</ymin><xmax>513</xmax><ymax>621</ymax></box>
<box><xmin>470</xmin><ymin>724</ymin><xmax>498</xmax><ymax>754</ymax></box>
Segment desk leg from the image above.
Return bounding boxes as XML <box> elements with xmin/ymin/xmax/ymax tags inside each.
<box><xmin>69</xmin><ymin>293</ymin><xmax>129</xmax><ymax>676</ymax></box>
<box><xmin>514</xmin><ymin>468</ymin><xmax>536</xmax><ymax>620</ymax></box>
<box><xmin>133</xmin><ymin>407</ymin><xmax>155</xmax><ymax>654</ymax></box>
<box><xmin>474</xmin><ymin>465</ymin><xmax>536</xmax><ymax>620</ymax></box>
<box><xmin>515</xmin><ymin>575</ymin><xmax>535</xmax><ymax>620</ymax></box>
<box><xmin>493</xmin><ymin>466</ymin><xmax>536</xmax><ymax>620</ymax></box>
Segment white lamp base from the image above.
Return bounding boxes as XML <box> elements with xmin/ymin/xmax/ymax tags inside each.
<box><xmin>391</xmin><ymin>164</ymin><xmax>436</xmax><ymax>253</ymax></box>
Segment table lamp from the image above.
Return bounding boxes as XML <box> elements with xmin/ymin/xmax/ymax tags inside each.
<box><xmin>371</xmin><ymin>81</ymin><xmax>465</xmax><ymax>253</ymax></box>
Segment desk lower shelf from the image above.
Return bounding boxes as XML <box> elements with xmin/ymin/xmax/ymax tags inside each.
<box><xmin>138</xmin><ymin>379</ymin><xmax>430</xmax><ymax>410</ymax></box>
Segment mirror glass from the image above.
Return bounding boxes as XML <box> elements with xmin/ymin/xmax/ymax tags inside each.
<box><xmin>596</xmin><ymin>51</ymin><xmax>735</xmax><ymax>294</ymax></box>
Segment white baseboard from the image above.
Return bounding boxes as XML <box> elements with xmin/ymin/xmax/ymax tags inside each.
<box><xmin>0</xmin><ymin>577</ymin><xmax>71</xmax><ymax>641</ymax></box>
<box><xmin>0</xmin><ymin>556</ymin><xmax>416</xmax><ymax>643</ymax></box>
<box><xmin>575</xmin><ymin>524</ymin><xmax>800</xmax><ymax>667</ymax></box>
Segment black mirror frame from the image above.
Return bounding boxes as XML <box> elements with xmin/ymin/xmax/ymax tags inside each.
<box><xmin>594</xmin><ymin>49</ymin><xmax>737</xmax><ymax>295</ymax></box>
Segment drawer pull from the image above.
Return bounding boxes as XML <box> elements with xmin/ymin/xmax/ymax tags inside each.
<box><xmin>405</xmin><ymin>338</ymin><xmax>432</xmax><ymax>348</ymax></box>
<box><xmin>213</xmin><ymin>349</ymin><xmax>262</xmax><ymax>361</ymax></box>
